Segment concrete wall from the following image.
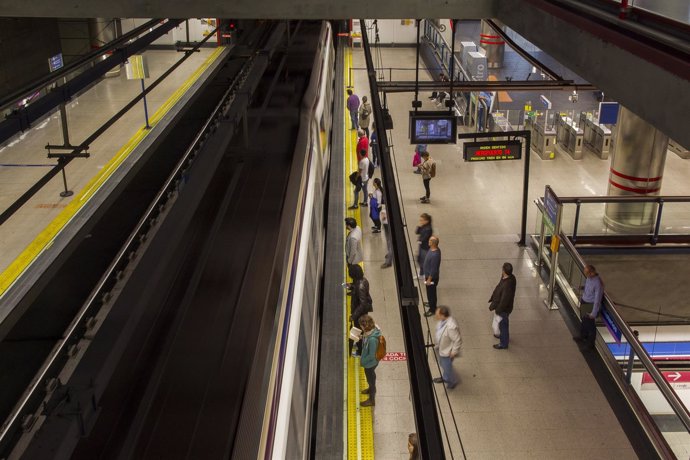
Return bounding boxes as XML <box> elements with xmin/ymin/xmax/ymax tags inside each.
<box><xmin>0</xmin><ymin>18</ymin><xmax>62</xmax><ymax>97</ymax></box>
<box><xmin>364</xmin><ymin>19</ymin><xmax>418</xmax><ymax>45</ymax></box>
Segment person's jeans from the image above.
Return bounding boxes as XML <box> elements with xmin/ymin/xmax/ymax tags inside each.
<box><xmin>383</xmin><ymin>224</ymin><xmax>393</xmax><ymax>265</ymax></box>
<box><xmin>580</xmin><ymin>313</ymin><xmax>596</xmax><ymax>346</ymax></box>
<box><xmin>439</xmin><ymin>355</ymin><xmax>458</xmax><ymax>388</ymax></box>
<box><xmin>426</xmin><ymin>281</ymin><xmax>438</xmax><ymax>313</ymax></box>
<box><xmin>499</xmin><ymin>312</ymin><xmax>510</xmax><ymax>347</ymax></box>
<box><xmin>353</xmin><ymin>178</ymin><xmax>368</xmax><ymax>206</ymax></box>
<box><xmin>417</xmin><ymin>248</ymin><xmax>428</xmax><ymax>276</ymax></box>
<box><xmin>423</xmin><ymin>178</ymin><xmax>431</xmax><ymax>199</ymax></box>
<box><xmin>363</xmin><ymin>365</ymin><xmax>377</xmax><ymax>399</ymax></box>
<box><xmin>349</xmin><ymin>110</ymin><xmax>359</xmax><ymax>130</ymax></box>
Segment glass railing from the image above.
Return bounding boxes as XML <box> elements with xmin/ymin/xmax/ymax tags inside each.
<box><xmin>422</xmin><ymin>20</ymin><xmax>470</xmax><ymax>82</ymax></box>
<box><xmin>534</xmin><ymin>195</ymin><xmax>690</xmax><ymax>458</ymax></box>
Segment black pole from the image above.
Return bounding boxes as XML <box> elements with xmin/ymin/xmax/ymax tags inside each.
<box><xmin>519</xmin><ymin>130</ymin><xmax>531</xmax><ymax>246</ymax></box>
<box><xmin>360</xmin><ymin>19</ymin><xmax>445</xmax><ymax>460</ymax></box>
<box><xmin>413</xmin><ymin>19</ymin><xmax>421</xmax><ymax>112</ymax></box>
<box><xmin>447</xmin><ymin>20</ymin><xmax>456</xmax><ymax>111</ymax></box>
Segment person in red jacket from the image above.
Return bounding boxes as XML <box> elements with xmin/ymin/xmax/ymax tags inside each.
<box><xmin>356</xmin><ymin>129</ymin><xmax>369</xmax><ymax>162</ymax></box>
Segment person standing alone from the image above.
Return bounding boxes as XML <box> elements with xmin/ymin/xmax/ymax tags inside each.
<box><xmin>358</xmin><ymin>314</ymin><xmax>382</xmax><ymax>407</ymax></box>
<box><xmin>419</xmin><ymin>151</ymin><xmax>435</xmax><ymax>204</ymax></box>
<box><xmin>434</xmin><ymin>306</ymin><xmax>462</xmax><ymax>389</ymax></box>
<box><xmin>346</xmin><ymin>89</ymin><xmax>360</xmax><ymax>130</ymax></box>
<box><xmin>423</xmin><ymin>236</ymin><xmax>441</xmax><ymax>317</ymax></box>
<box><xmin>573</xmin><ymin>264</ymin><xmax>604</xmax><ymax>350</ymax></box>
<box><xmin>345</xmin><ymin>217</ymin><xmax>363</xmax><ymax>269</ymax></box>
<box><xmin>488</xmin><ymin>262</ymin><xmax>516</xmax><ymax>349</ymax></box>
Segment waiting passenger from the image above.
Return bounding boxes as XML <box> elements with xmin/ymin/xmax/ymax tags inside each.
<box><xmin>358</xmin><ymin>314</ymin><xmax>382</xmax><ymax>407</ymax></box>
<box><xmin>346</xmin><ymin>89</ymin><xmax>360</xmax><ymax>130</ymax></box>
<box><xmin>433</xmin><ymin>306</ymin><xmax>463</xmax><ymax>389</ymax></box>
<box><xmin>415</xmin><ymin>213</ymin><xmax>433</xmax><ymax>278</ymax></box>
<box><xmin>359</xmin><ymin>96</ymin><xmax>372</xmax><ymax>138</ymax></box>
<box><xmin>380</xmin><ymin>205</ymin><xmax>393</xmax><ymax>269</ymax></box>
<box><xmin>348</xmin><ymin>264</ymin><xmax>372</xmax><ymax>357</ymax></box>
<box><xmin>488</xmin><ymin>262</ymin><xmax>517</xmax><ymax>349</ymax></box>
<box><xmin>356</xmin><ymin>129</ymin><xmax>369</xmax><ymax>162</ymax></box>
<box><xmin>369</xmin><ymin>178</ymin><xmax>383</xmax><ymax>233</ymax></box>
<box><xmin>423</xmin><ymin>236</ymin><xmax>441</xmax><ymax>317</ymax></box>
<box><xmin>418</xmin><ymin>151</ymin><xmax>435</xmax><ymax>203</ymax></box>
<box><xmin>344</xmin><ymin>217</ymin><xmax>363</xmax><ymax>268</ymax></box>
<box><xmin>349</xmin><ymin>149</ymin><xmax>370</xmax><ymax>210</ymax></box>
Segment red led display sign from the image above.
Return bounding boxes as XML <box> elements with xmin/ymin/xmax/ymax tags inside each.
<box><xmin>463</xmin><ymin>140</ymin><xmax>522</xmax><ymax>162</ymax></box>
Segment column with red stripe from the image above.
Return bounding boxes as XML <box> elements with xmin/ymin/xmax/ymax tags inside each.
<box><xmin>604</xmin><ymin>105</ymin><xmax>669</xmax><ymax>232</ymax></box>
<box><xmin>478</xmin><ymin>20</ymin><xmax>505</xmax><ymax>69</ymax></box>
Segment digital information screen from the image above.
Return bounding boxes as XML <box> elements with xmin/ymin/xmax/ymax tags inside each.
<box><xmin>463</xmin><ymin>140</ymin><xmax>522</xmax><ymax>162</ymax></box>
<box><xmin>409</xmin><ymin>111</ymin><xmax>457</xmax><ymax>144</ymax></box>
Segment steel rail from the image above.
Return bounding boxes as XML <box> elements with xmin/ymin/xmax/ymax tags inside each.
<box><xmin>378</xmin><ymin>80</ymin><xmax>597</xmax><ymax>93</ymax></box>
<box><xmin>558</xmin><ymin>195</ymin><xmax>690</xmax><ymax>204</ymax></box>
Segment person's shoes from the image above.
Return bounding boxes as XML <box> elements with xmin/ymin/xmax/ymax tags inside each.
<box><xmin>446</xmin><ymin>384</ymin><xmax>457</xmax><ymax>389</ymax></box>
<box><xmin>361</xmin><ymin>388</ymin><xmax>370</xmax><ymax>395</ymax></box>
<box><xmin>371</xmin><ymin>226</ymin><xmax>377</xmax><ymax>230</ymax></box>
<box><xmin>419</xmin><ymin>196</ymin><xmax>427</xmax><ymax>201</ymax></box>
<box><xmin>360</xmin><ymin>203</ymin><xmax>368</xmax><ymax>207</ymax></box>
<box><xmin>372</xmin><ymin>229</ymin><xmax>381</xmax><ymax>233</ymax></box>
<box><xmin>493</xmin><ymin>334</ymin><xmax>500</xmax><ymax>339</ymax></box>
<box><xmin>493</xmin><ymin>344</ymin><xmax>508</xmax><ymax>349</ymax></box>
<box><xmin>424</xmin><ymin>310</ymin><xmax>434</xmax><ymax>317</ymax></box>
<box><xmin>348</xmin><ymin>205</ymin><xmax>358</xmax><ymax>210</ymax></box>
<box><xmin>421</xmin><ymin>198</ymin><xmax>430</xmax><ymax>204</ymax></box>
<box><xmin>423</xmin><ymin>302</ymin><xmax>429</xmax><ymax>308</ymax></box>
<box><xmin>414</xmin><ymin>170</ymin><xmax>422</xmax><ymax>174</ymax></box>
<box><xmin>380</xmin><ymin>263</ymin><xmax>391</xmax><ymax>268</ymax></box>
<box><xmin>433</xmin><ymin>377</ymin><xmax>445</xmax><ymax>384</ymax></box>
<box><xmin>360</xmin><ymin>399</ymin><xmax>375</xmax><ymax>407</ymax></box>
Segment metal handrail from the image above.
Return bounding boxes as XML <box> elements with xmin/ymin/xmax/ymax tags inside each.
<box><xmin>559</xmin><ymin>234</ymin><xmax>690</xmax><ymax>431</ymax></box>
<box><xmin>0</xmin><ymin>50</ymin><xmax>252</xmax><ymax>454</ymax></box>
<box><xmin>558</xmin><ymin>195</ymin><xmax>690</xmax><ymax>204</ymax></box>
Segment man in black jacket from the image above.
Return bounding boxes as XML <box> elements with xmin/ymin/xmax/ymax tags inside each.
<box><xmin>488</xmin><ymin>262</ymin><xmax>517</xmax><ymax>349</ymax></box>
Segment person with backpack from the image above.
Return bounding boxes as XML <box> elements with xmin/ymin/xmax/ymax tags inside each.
<box><xmin>348</xmin><ymin>264</ymin><xmax>372</xmax><ymax>357</ymax></box>
<box><xmin>419</xmin><ymin>151</ymin><xmax>436</xmax><ymax>204</ymax></box>
<box><xmin>358</xmin><ymin>314</ymin><xmax>384</xmax><ymax>407</ymax></box>
<box><xmin>359</xmin><ymin>96</ymin><xmax>372</xmax><ymax>137</ymax></box>
<box><xmin>369</xmin><ymin>178</ymin><xmax>383</xmax><ymax>233</ymax></box>
<box><xmin>349</xmin><ymin>151</ymin><xmax>370</xmax><ymax>210</ymax></box>
<box><xmin>434</xmin><ymin>306</ymin><xmax>462</xmax><ymax>389</ymax></box>
<box><xmin>346</xmin><ymin>89</ymin><xmax>360</xmax><ymax>130</ymax></box>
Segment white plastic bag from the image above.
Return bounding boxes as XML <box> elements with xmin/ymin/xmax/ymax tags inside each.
<box><xmin>492</xmin><ymin>312</ymin><xmax>502</xmax><ymax>336</ymax></box>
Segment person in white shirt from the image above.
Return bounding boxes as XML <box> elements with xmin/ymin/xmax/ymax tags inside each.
<box><xmin>434</xmin><ymin>306</ymin><xmax>462</xmax><ymax>389</ymax></box>
<box><xmin>349</xmin><ymin>153</ymin><xmax>370</xmax><ymax>209</ymax></box>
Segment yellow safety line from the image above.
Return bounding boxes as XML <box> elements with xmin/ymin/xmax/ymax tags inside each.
<box><xmin>0</xmin><ymin>46</ymin><xmax>226</xmax><ymax>297</ymax></box>
<box><xmin>344</xmin><ymin>47</ymin><xmax>374</xmax><ymax>460</ymax></box>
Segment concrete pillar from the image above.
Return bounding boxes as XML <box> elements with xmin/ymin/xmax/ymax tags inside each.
<box><xmin>89</xmin><ymin>18</ymin><xmax>121</xmax><ymax>77</ymax></box>
<box><xmin>604</xmin><ymin>106</ymin><xmax>669</xmax><ymax>232</ymax></box>
<box><xmin>479</xmin><ymin>20</ymin><xmax>504</xmax><ymax>69</ymax></box>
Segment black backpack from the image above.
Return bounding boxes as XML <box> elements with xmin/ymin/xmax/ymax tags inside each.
<box><xmin>367</xmin><ymin>159</ymin><xmax>375</xmax><ymax>178</ymax></box>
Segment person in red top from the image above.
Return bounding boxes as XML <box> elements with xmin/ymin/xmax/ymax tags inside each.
<box><xmin>356</xmin><ymin>129</ymin><xmax>369</xmax><ymax>162</ymax></box>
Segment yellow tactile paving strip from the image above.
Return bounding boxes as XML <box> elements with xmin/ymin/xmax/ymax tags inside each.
<box><xmin>0</xmin><ymin>46</ymin><xmax>226</xmax><ymax>297</ymax></box>
<box><xmin>344</xmin><ymin>47</ymin><xmax>375</xmax><ymax>460</ymax></box>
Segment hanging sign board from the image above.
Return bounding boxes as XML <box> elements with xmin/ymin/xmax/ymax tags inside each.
<box><xmin>48</xmin><ymin>53</ymin><xmax>64</xmax><ymax>72</ymax></box>
<box><xmin>462</xmin><ymin>139</ymin><xmax>521</xmax><ymax>162</ymax></box>
<box><xmin>126</xmin><ymin>55</ymin><xmax>150</xmax><ymax>80</ymax></box>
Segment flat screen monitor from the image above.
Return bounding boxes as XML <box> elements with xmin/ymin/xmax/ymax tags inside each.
<box><xmin>409</xmin><ymin>111</ymin><xmax>457</xmax><ymax>144</ymax></box>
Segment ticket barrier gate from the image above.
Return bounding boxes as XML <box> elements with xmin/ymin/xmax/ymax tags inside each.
<box><xmin>489</xmin><ymin>112</ymin><xmax>512</xmax><ymax>133</ymax></box>
<box><xmin>529</xmin><ymin>119</ymin><xmax>556</xmax><ymax>160</ymax></box>
<box><xmin>556</xmin><ymin>114</ymin><xmax>583</xmax><ymax>160</ymax></box>
<box><xmin>582</xmin><ymin>117</ymin><xmax>611</xmax><ymax>159</ymax></box>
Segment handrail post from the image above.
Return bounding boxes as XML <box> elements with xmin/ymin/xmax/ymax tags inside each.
<box><xmin>572</xmin><ymin>200</ymin><xmax>581</xmax><ymax>243</ymax></box>
<box><xmin>625</xmin><ymin>330</ymin><xmax>639</xmax><ymax>384</ymax></box>
<box><xmin>652</xmin><ymin>199</ymin><xmax>663</xmax><ymax>245</ymax></box>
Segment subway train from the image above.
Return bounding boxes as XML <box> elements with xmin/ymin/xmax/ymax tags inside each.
<box><xmin>0</xmin><ymin>21</ymin><xmax>335</xmax><ymax>459</ymax></box>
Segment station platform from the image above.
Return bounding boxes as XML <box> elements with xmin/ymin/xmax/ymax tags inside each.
<box><xmin>0</xmin><ymin>47</ymin><xmax>222</xmax><ymax>290</ymax></box>
<box><xmin>345</xmin><ymin>45</ymin><xmax>690</xmax><ymax>458</ymax></box>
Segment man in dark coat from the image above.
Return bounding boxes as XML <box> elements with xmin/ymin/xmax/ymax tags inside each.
<box><xmin>488</xmin><ymin>262</ymin><xmax>517</xmax><ymax>349</ymax></box>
